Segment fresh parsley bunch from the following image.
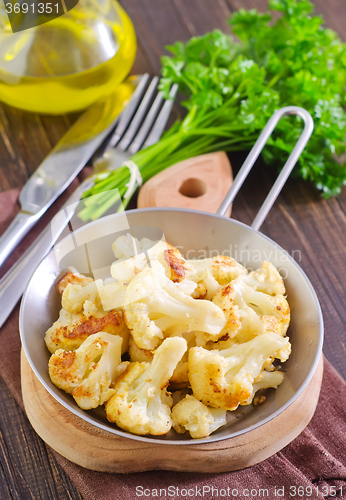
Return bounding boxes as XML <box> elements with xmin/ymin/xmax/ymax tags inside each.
<box><xmin>80</xmin><ymin>0</ymin><xmax>346</xmax><ymax>221</ymax></box>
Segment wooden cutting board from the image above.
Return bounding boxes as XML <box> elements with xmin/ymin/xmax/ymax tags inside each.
<box><xmin>21</xmin><ymin>351</ymin><xmax>323</xmax><ymax>473</ymax></box>
<box><xmin>137</xmin><ymin>152</ymin><xmax>233</xmax><ymax>216</ymax></box>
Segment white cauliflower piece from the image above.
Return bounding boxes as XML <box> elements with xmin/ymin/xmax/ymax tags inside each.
<box><xmin>111</xmin><ymin>234</ymin><xmax>176</xmax><ymax>284</ymax></box>
<box><xmin>171</xmin><ymin>394</ymin><xmax>227</xmax><ymax>438</ymax></box>
<box><xmin>56</xmin><ymin>268</ymin><xmax>93</xmax><ymax>295</ymax></box>
<box><xmin>112</xmin><ymin>234</ymin><xmax>160</xmax><ymax>260</ymax></box>
<box><xmin>129</xmin><ymin>331</ymin><xmax>198</xmax><ymax>389</ymax></box>
<box><xmin>48</xmin><ymin>332</ymin><xmax>126</xmax><ymax>410</ymax></box>
<box><xmin>185</xmin><ymin>256</ymin><xmax>248</xmax><ymax>300</ymax></box>
<box><xmin>241</xmin><ymin>261</ymin><xmax>285</xmax><ymax>296</ymax></box>
<box><xmin>211</xmin><ymin>264</ymin><xmax>290</xmax><ymax>346</ymax></box>
<box><xmin>44</xmin><ymin>306</ymin><xmax>129</xmax><ymax>354</ymax></box>
<box><xmin>243</xmin><ymin>370</ymin><xmax>285</xmax><ymax>405</ymax></box>
<box><xmin>62</xmin><ymin>280</ymin><xmax>103</xmax><ymax>314</ymax></box>
<box><xmin>106</xmin><ymin>337</ymin><xmax>187</xmax><ymax>435</ymax></box>
<box><xmin>123</xmin><ymin>260</ymin><xmax>226</xmax><ymax>350</ymax></box>
<box><xmin>96</xmin><ymin>281</ymin><xmax>127</xmax><ymax>311</ymax></box>
<box><xmin>128</xmin><ymin>334</ymin><xmax>154</xmax><ymax>363</ymax></box>
<box><xmin>188</xmin><ymin>332</ymin><xmax>289</xmax><ymax>411</ymax></box>
<box><xmin>62</xmin><ymin>278</ymin><xmax>127</xmax><ymax>315</ymax></box>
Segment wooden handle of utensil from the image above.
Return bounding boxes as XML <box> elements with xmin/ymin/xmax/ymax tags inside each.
<box><xmin>137</xmin><ymin>152</ymin><xmax>233</xmax><ymax>217</ymax></box>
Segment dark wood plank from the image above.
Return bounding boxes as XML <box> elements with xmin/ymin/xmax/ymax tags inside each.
<box><xmin>0</xmin><ymin>376</ymin><xmax>83</xmax><ymax>500</ymax></box>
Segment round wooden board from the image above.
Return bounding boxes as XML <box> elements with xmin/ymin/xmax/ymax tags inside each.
<box><xmin>21</xmin><ymin>350</ymin><xmax>323</xmax><ymax>474</ymax></box>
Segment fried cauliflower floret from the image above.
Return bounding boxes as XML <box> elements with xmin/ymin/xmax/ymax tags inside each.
<box><xmin>129</xmin><ymin>332</ymin><xmax>198</xmax><ymax>389</ymax></box>
<box><xmin>188</xmin><ymin>332</ymin><xmax>289</xmax><ymax>411</ymax></box>
<box><xmin>44</xmin><ymin>306</ymin><xmax>129</xmax><ymax>354</ymax></box>
<box><xmin>244</xmin><ymin>370</ymin><xmax>284</xmax><ymax>405</ymax></box>
<box><xmin>62</xmin><ymin>280</ymin><xmax>103</xmax><ymax>314</ymax></box>
<box><xmin>157</xmin><ymin>250</ymin><xmax>247</xmax><ymax>300</ymax></box>
<box><xmin>123</xmin><ymin>260</ymin><xmax>226</xmax><ymax>350</ymax></box>
<box><xmin>48</xmin><ymin>332</ymin><xmax>126</xmax><ymax>410</ymax></box>
<box><xmin>158</xmin><ymin>247</ymin><xmax>187</xmax><ymax>283</ymax></box>
<box><xmin>61</xmin><ymin>278</ymin><xmax>128</xmax><ymax>314</ymax></box>
<box><xmin>211</xmin><ymin>265</ymin><xmax>290</xmax><ymax>346</ymax></box>
<box><xmin>169</xmin><ymin>331</ymin><xmax>199</xmax><ymax>388</ymax></box>
<box><xmin>128</xmin><ymin>335</ymin><xmax>154</xmax><ymax>363</ymax></box>
<box><xmin>171</xmin><ymin>394</ymin><xmax>227</xmax><ymax>438</ymax></box>
<box><xmin>111</xmin><ymin>234</ymin><xmax>180</xmax><ymax>284</ymax></box>
<box><xmin>56</xmin><ymin>269</ymin><xmax>93</xmax><ymax>295</ymax></box>
<box><xmin>105</xmin><ymin>337</ymin><xmax>187</xmax><ymax>435</ymax></box>
<box><xmin>185</xmin><ymin>256</ymin><xmax>248</xmax><ymax>300</ymax></box>
<box><xmin>242</xmin><ymin>261</ymin><xmax>285</xmax><ymax>296</ymax></box>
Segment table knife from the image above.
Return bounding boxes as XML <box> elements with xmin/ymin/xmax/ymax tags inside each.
<box><xmin>0</xmin><ymin>78</ymin><xmax>136</xmax><ymax>267</ymax></box>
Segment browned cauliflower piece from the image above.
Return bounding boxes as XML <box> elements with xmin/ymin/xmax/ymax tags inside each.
<box><xmin>111</xmin><ymin>234</ymin><xmax>180</xmax><ymax>284</ymax></box>
<box><xmin>44</xmin><ymin>306</ymin><xmax>129</xmax><ymax>354</ymax></box>
<box><xmin>158</xmin><ymin>247</ymin><xmax>188</xmax><ymax>283</ymax></box>
<box><xmin>171</xmin><ymin>394</ymin><xmax>227</xmax><ymax>438</ymax></box>
<box><xmin>244</xmin><ymin>370</ymin><xmax>285</xmax><ymax>405</ymax></box>
<box><xmin>211</xmin><ymin>262</ymin><xmax>290</xmax><ymax>346</ymax></box>
<box><xmin>123</xmin><ymin>260</ymin><xmax>226</xmax><ymax>350</ymax></box>
<box><xmin>48</xmin><ymin>332</ymin><xmax>126</xmax><ymax>410</ymax></box>
<box><xmin>128</xmin><ymin>334</ymin><xmax>154</xmax><ymax>363</ymax></box>
<box><xmin>159</xmin><ymin>251</ymin><xmax>248</xmax><ymax>300</ymax></box>
<box><xmin>188</xmin><ymin>332</ymin><xmax>289</xmax><ymax>411</ymax></box>
<box><xmin>56</xmin><ymin>268</ymin><xmax>93</xmax><ymax>295</ymax></box>
<box><xmin>105</xmin><ymin>337</ymin><xmax>187</xmax><ymax>435</ymax></box>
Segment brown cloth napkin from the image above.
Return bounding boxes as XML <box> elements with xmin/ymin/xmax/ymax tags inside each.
<box><xmin>1</xmin><ymin>183</ymin><xmax>346</xmax><ymax>500</ymax></box>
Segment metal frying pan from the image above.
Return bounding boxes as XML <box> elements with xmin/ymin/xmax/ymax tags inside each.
<box><xmin>20</xmin><ymin>106</ymin><xmax>323</xmax><ymax>444</ymax></box>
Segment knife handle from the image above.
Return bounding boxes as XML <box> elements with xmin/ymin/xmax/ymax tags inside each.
<box><xmin>0</xmin><ymin>212</ymin><xmax>39</xmax><ymax>267</ymax></box>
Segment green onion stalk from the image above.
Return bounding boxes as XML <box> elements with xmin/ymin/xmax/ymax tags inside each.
<box><xmin>78</xmin><ymin>70</ymin><xmax>272</xmax><ymax>221</ymax></box>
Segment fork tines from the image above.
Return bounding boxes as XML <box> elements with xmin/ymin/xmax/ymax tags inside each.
<box><xmin>107</xmin><ymin>74</ymin><xmax>178</xmax><ymax>155</ymax></box>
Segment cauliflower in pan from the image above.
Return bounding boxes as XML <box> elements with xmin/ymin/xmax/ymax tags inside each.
<box><xmin>62</xmin><ymin>279</ymin><xmax>103</xmax><ymax>314</ymax></box>
<box><xmin>123</xmin><ymin>260</ymin><xmax>226</xmax><ymax>350</ymax></box>
<box><xmin>128</xmin><ymin>331</ymin><xmax>198</xmax><ymax>389</ymax></box>
<box><xmin>211</xmin><ymin>262</ymin><xmax>290</xmax><ymax>347</ymax></box>
<box><xmin>45</xmin><ymin>234</ymin><xmax>293</xmax><ymax>440</ymax></box>
<box><xmin>158</xmin><ymin>249</ymin><xmax>248</xmax><ymax>300</ymax></box>
<box><xmin>186</xmin><ymin>256</ymin><xmax>248</xmax><ymax>300</ymax></box>
<box><xmin>56</xmin><ymin>268</ymin><xmax>93</xmax><ymax>295</ymax></box>
<box><xmin>242</xmin><ymin>261</ymin><xmax>286</xmax><ymax>296</ymax></box>
<box><xmin>62</xmin><ymin>278</ymin><xmax>127</xmax><ymax>315</ymax></box>
<box><xmin>48</xmin><ymin>332</ymin><xmax>126</xmax><ymax>410</ymax></box>
<box><xmin>106</xmin><ymin>337</ymin><xmax>187</xmax><ymax>435</ymax></box>
<box><xmin>44</xmin><ymin>306</ymin><xmax>129</xmax><ymax>354</ymax></box>
<box><xmin>45</xmin><ymin>269</ymin><xmax>130</xmax><ymax>354</ymax></box>
<box><xmin>111</xmin><ymin>234</ymin><xmax>179</xmax><ymax>284</ymax></box>
<box><xmin>172</xmin><ymin>394</ymin><xmax>227</xmax><ymax>439</ymax></box>
<box><xmin>245</xmin><ymin>369</ymin><xmax>285</xmax><ymax>406</ymax></box>
<box><xmin>189</xmin><ymin>332</ymin><xmax>289</xmax><ymax>411</ymax></box>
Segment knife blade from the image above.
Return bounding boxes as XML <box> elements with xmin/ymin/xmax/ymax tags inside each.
<box><xmin>0</xmin><ymin>176</ymin><xmax>95</xmax><ymax>328</ymax></box>
<box><xmin>0</xmin><ymin>77</ymin><xmax>136</xmax><ymax>267</ymax></box>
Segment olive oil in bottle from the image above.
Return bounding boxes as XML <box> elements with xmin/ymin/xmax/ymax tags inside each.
<box><xmin>0</xmin><ymin>0</ymin><xmax>136</xmax><ymax>113</ymax></box>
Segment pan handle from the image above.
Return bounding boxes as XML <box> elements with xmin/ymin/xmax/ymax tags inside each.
<box><xmin>216</xmin><ymin>106</ymin><xmax>314</xmax><ymax>231</ymax></box>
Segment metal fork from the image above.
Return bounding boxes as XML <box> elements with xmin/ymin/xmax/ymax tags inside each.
<box><xmin>0</xmin><ymin>75</ymin><xmax>178</xmax><ymax>328</ymax></box>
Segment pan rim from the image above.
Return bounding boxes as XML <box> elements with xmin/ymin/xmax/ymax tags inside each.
<box><xmin>20</xmin><ymin>207</ymin><xmax>324</xmax><ymax>445</ymax></box>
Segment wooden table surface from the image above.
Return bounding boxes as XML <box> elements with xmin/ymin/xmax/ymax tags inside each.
<box><xmin>0</xmin><ymin>0</ymin><xmax>345</xmax><ymax>498</ymax></box>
